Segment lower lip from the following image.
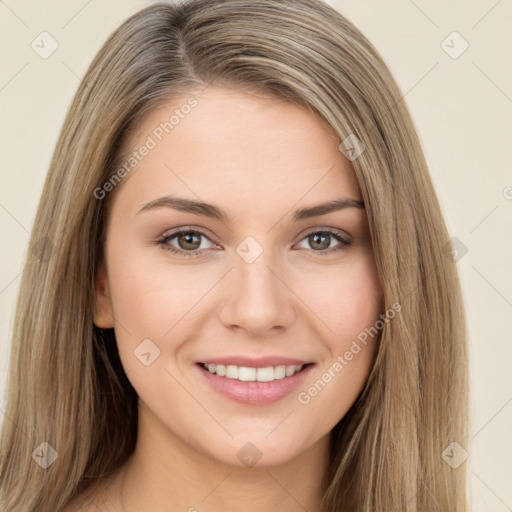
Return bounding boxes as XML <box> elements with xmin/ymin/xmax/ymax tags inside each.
<box><xmin>196</xmin><ymin>363</ymin><xmax>315</xmax><ymax>405</ymax></box>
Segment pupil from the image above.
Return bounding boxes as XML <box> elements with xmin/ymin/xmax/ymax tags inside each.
<box><xmin>311</xmin><ymin>233</ymin><xmax>329</xmax><ymax>250</ymax></box>
<box><xmin>180</xmin><ymin>232</ymin><xmax>200</xmax><ymax>250</ymax></box>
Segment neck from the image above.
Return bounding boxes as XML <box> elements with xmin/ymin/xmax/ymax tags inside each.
<box><xmin>117</xmin><ymin>403</ymin><xmax>331</xmax><ymax>512</ymax></box>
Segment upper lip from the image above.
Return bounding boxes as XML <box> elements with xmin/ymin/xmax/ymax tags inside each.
<box><xmin>197</xmin><ymin>356</ymin><xmax>314</xmax><ymax>368</ymax></box>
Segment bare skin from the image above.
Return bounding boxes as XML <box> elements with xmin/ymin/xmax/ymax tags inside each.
<box><xmin>64</xmin><ymin>86</ymin><xmax>382</xmax><ymax>511</ymax></box>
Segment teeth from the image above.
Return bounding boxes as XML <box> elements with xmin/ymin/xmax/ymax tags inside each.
<box><xmin>203</xmin><ymin>363</ymin><xmax>304</xmax><ymax>382</ymax></box>
<box><xmin>285</xmin><ymin>365</ymin><xmax>297</xmax><ymax>377</ymax></box>
<box><xmin>238</xmin><ymin>366</ymin><xmax>256</xmax><ymax>381</ymax></box>
<box><xmin>274</xmin><ymin>365</ymin><xmax>286</xmax><ymax>379</ymax></box>
<box><xmin>225</xmin><ymin>365</ymin><xmax>238</xmax><ymax>379</ymax></box>
<box><xmin>256</xmin><ymin>367</ymin><xmax>274</xmax><ymax>382</ymax></box>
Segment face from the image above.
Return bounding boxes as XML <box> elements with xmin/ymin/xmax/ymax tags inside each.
<box><xmin>94</xmin><ymin>86</ymin><xmax>383</xmax><ymax>468</ymax></box>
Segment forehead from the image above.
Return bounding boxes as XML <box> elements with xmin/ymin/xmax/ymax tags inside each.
<box><xmin>111</xmin><ymin>86</ymin><xmax>361</xmax><ymax>219</ymax></box>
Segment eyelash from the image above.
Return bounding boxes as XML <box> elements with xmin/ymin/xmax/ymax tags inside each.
<box><xmin>156</xmin><ymin>227</ymin><xmax>352</xmax><ymax>258</ymax></box>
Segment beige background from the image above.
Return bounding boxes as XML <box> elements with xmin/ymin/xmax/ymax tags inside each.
<box><xmin>1</xmin><ymin>0</ymin><xmax>511</xmax><ymax>508</ymax></box>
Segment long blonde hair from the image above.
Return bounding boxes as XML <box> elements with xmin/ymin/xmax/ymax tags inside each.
<box><xmin>0</xmin><ymin>1</ymin><xmax>469</xmax><ymax>510</ymax></box>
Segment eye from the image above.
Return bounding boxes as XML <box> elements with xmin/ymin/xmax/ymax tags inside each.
<box><xmin>157</xmin><ymin>228</ymin><xmax>217</xmax><ymax>258</ymax></box>
<box><xmin>295</xmin><ymin>228</ymin><xmax>352</xmax><ymax>256</ymax></box>
<box><xmin>156</xmin><ymin>227</ymin><xmax>352</xmax><ymax>258</ymax></box>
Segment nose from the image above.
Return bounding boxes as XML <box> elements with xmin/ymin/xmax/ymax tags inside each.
<box><xmin>218</xmin><ymin>251</ymin><xmax>296</xmax><ymax>338</ymax></box>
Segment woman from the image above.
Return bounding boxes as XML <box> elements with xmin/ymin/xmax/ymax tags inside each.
<box><xmin>0</xmin><ymin>1</ymin><xmax>469</xmax><ymax>511</ymax></box>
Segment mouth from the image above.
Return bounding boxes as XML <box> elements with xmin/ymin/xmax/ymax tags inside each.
<box><xmin>198</xmin><ymin>362</ymin><xmax>312</xmax><ymax>382</ymax></box>
<box><xmin>195</xmin><ymin>360</ymin><xmax>315</xmax><ymax>405</ymax></box>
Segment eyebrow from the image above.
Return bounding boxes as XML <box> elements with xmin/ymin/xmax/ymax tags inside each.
<box><xmin>137</xmin><ymin>195</ymin><xmax>364</xmax><ymax>222</ymax></box>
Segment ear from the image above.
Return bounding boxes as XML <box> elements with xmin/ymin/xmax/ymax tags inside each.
<box><xmin>93</xmin><ymin>260</ymin><xmax>115</xmax><ymax>329</ymax></box>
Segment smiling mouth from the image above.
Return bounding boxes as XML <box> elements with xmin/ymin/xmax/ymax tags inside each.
<box><xmin>198</xmin><ymin>362</ymin><xmax>313</xmax><ymax>383</ymax></box>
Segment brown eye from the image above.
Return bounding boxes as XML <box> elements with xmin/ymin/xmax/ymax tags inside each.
<box><xmin>176</xmin><ymin>231</ymin><xmax>202</xmax><ymax>251</ymax></box>
<box><xmin>296</xmin><ymin>229</ymin><xmax>352</xmax><ymax>255</ymax></box>
<box><xmin>158</xmin><ymin>229</ymin><xmax>216</xmax><ymax>257</ymax></box>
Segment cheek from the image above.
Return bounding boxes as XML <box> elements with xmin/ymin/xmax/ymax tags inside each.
<box><xmin>294</xmin><ymin>252</ymin><xmax>383</xmax><ymax>346</ymax></box>
<box><xmin>292</xmin><ymin>253</ymin><xmax>382</xmax><ymax>411</ymax></box>
<box><xmin>105</xmin><ymin>243</ymin><xmax>224</xmax><ymax>380</ymax></box>
<box><xmin>108</xmin><ymin>262</ymin><xmax>168</xmax><ymax>336</ymax></box>
<box><xmin>107</xmin><ymin>242</ymin><xmax>209</xmax><ymax>334</ymax></box>
<box><xmin>105</xmin><ymin>252</ymin><xmax>208</xmax><ymax>402</ymax></box>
